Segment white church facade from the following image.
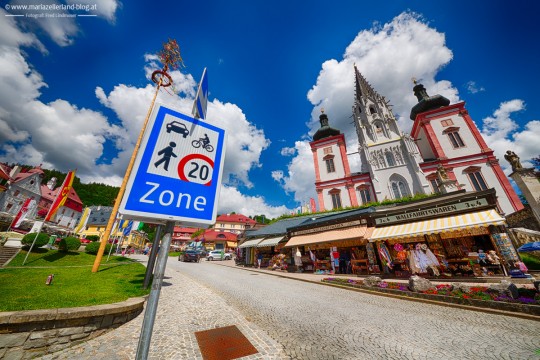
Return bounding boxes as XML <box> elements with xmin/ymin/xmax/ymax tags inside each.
<box><xmin>311</xmin><ymin>66</ymin><xmax>523</xmax><ymax>216</ymax></box>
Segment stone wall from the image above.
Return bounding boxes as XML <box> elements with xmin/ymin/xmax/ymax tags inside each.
<box><xmin>0</xmin><ymin>297</ymin><xmax>145</xmax><ymax>359</ymax></box>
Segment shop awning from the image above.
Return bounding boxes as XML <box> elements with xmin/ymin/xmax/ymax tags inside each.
<box><xmin>370</xmin><ymin>209</ymin><xmax>506</xmax><ymax>241</ymax></box>
<box><xmin>226</xmin><ymin>241</ymin><xmax>237</xmax><ymax>248</ymax></box>
<box><xmin>238</xmin><ymin>238</ymin><xmax>263</xmax><ymax>248</ymax></box>
<box><xmin>284</xmin><ymin>226</ymin><xmax>373</xmax><ymax>248</ymax></box>
<box><xmin>256</xmin><ymin>236</ymin><xmax>285</xmax><ymax>248</ymax></box>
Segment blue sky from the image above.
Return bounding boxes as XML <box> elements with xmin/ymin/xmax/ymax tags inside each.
<box><xmin>1</xmin><ymin>0</ymin><xmax>539</xmax><ymax>218</ymax></box>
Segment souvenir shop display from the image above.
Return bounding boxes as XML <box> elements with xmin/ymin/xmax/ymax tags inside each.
<box><xmin>269</xmin><ymin>253</ymin><xmax>288</xmax><ymax>271</ymax></box>
<box><xmin>377</xmin><ymin>242</ymin><xmax>393</xmax><ymax>272</ymax></box>
<box><xmin>406</xmin><ymin>243</ymin><xmax>441</xmax><ymax>276</ymax></box>
<box><xmin>365</xmin><ymin>243</ymin><xmax>380</xmax><ymax>273</ymax></box>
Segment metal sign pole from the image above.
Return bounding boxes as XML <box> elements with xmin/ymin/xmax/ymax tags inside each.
<box><xmin>143</xmin><ymin>225</ymin><xmax>163</xmax><ymax>289</ymax></box>
<box><xmin>135</xmin><ymin>220</ymin><xmax>174</xmax><ymax>360</ymax></box>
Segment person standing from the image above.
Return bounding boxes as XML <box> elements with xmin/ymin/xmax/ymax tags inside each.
<box><xmin>257</xmin><ymin>251</ymin><xmax>263</xmax><ymax>269</ymax></box>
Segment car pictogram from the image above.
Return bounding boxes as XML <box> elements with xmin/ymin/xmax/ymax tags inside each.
<box><xmin>166</xmin><ymin>121</ymin><xmax>189</xmax><ymax>138</ymax></box>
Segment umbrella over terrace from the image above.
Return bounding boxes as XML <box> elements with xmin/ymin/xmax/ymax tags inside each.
<box><xmin>517</xmin><ymin>242</ymin><xmax>540</xmax><ymax>252</ymax></box>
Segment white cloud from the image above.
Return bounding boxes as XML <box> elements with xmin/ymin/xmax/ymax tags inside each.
<box><xmin>280</xmin><ymin>147</ymin><xmax>296</xmax><ymax>156</ymax></box>
<box><xmin>276</xmin><ymin>11</ymin><xmax>458</xmax><ymax>197</ymax></box>
<box><xmin>275</xmin><ymin>11</ymin><xmax>538</xmax><ymax>208</ymax></box>
<box><xmin>67</xmin><ymin>0</ymin><xmax>120</xmax><ymax>22</ymax></box>
<box><xmin>218</xmin><ymin>185</ymin><xmax>290</xmax><ymax>219</ymax></box>
<box><xmin>273</xmin><ymin>141</ymin><xmax>316</xmax><ymax>204</ymax></box>
<box><xmin>466</xmin><ymin>81</ymin><xmax>485</xmax><ymax>94</ymax></box>
<box><xmin>480</xmin><ymin>100</ymin><xmax>540</xmax><ymax>173</ymax></box>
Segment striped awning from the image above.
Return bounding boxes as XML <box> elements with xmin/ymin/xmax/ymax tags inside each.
<box><xmin>238</xmin><ymin>238</ymin><xmax>263</xmax><ymax>248</ymax></box>
<box><xmin>284</xmin><ymin>226</ymin><xmax>373</xmax><ymax>248</ymax></box>
<box><xmin>370</xmin><ymin>209</ymin><xmax>505</xmax><ymax>242</ymax></box>
<box><xmin>256</xmin><ymin>236</ymin><xmax>285</xmax><ymax>248</ymax></box>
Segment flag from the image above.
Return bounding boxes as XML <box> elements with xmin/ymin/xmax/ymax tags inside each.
<box><xmin>192</xmin><ymin>67</ymin><xmax>208</xmax><ymax>119</ymax></box>
<box><xmin>73</xmin><ymin>207</ymin><xmax>91</xmax><ymax>234</ymax></box>
<box><xmin>123</xmin><ymin>220</ymin><xmax>134</xmax><ymax>236</ymax></box>
<box><xmin>12</xmin><ymin>198</ymin><xmax>36</xmax><ymax>228</ymax></box>
<box><xmin>137</xmin><ymin>221</ymin><xmax>145</xmax><ymax>231</ymax></box>
<box><xmin>310</xmin><ymin>198</ymin><xmax>317</xmax><ymax>213</ymax></box>
<box><xmin>45</xmin><ymin>170</ymin><xmax>75</xmax><ymax>222</ymax></box>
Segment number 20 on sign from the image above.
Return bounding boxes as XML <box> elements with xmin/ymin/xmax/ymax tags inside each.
<box><xmin>120</xmin><ymin>104</ymin><xmax>226</xmax><ymax>226</ymax></box>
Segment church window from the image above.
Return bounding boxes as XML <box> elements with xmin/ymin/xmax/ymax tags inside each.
<box><xmin>323</xmin><ymin>147</ymin><xmax>333</xmax><ymax>155</ymax></box>
<box><xmin>467</xmin><ymin>171</ymin><xmax>488</xmax><ymax>191</ymax></box>
<box><xmin>390</xmin><ymin>179</ymin><xmax>410</xmax><ymax>199</ymax></box>
<box><xmin>385</xmin><ymin>152</ymin><xmax>396</xmax><ymax>167</ymax></box>
<box><xmin>325</xmin><ymin>158</ymin><xmax>336</xmax><ymax>173</ymax></box>
<box><xmin>329</xmin><ymin>190</ymin><xmax>342</xmax><ymax>209</ymax></box>
<box><xmin>447</xmin><ymin>131</ymin><xmax>465</xmax><ymax>148</ymax></box>
<box><xmin>369</xmin><ymin>107</ymin><xmax>376</xmax><ymax>115</ymax></box>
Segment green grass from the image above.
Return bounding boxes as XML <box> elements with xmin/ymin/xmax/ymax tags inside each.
<box><xmin>521</xmin><ymin>253</ymin><xmax>540</xmax><ymax>271</ymax></box>
<box><xmin>0</xmin><ymin>249</ymin><xmax>150</xmax><ymax>311</ymax></box>
<box><xmin>169</xmin><ymin>251</ymin><xmax>182</xmax><ymax>257</ymax></box>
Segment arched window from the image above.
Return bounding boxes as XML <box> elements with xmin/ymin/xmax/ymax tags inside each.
<box><xmin>385</xmin><ymin>152</ymin><xmax>396</xmax><ymax>167</ymax></box>
<box><xmin>463</xmin><ymin>166</ymin><xmax>488</xmax><ymax>191</ymax></box>
<box><xmin>369</xmin><ymin>107</ymin><xmax>377</xmax><ymax>115</ymax></box>
<box><xmin>389</xmin><ymin>175</ymin><xmax>410</xmax><ymax>199</ymax></box>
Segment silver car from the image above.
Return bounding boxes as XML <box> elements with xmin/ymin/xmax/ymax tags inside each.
<box><xmin>206</xmin><ymin>250</ymin><xmax>232</xmax><ymax>261</ymax></box>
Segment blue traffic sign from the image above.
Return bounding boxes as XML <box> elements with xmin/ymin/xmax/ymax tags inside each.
<box><xmin>120</xmin><ymin>104</ymin><xmax>226</xmax><ymax>226</ymax></box>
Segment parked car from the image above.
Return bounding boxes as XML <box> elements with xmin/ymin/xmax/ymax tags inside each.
<box><xmin>206</xmin><ymin>250</ymin><xmax>232</xmax><ymax>261</ymax></box>
<box><xmin>179</xmin><ymin>249</ymin><xmax>205</xmax><ymax>262</ymax></box>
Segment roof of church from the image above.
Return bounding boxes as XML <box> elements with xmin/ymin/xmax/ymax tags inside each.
<box><xmin>409</xmin><ymin>82</ymin><xmax>450</xmax><ymax>120</ymax></box>
<box><xmin>313</xmin><ymin>110</ymin><xmax>341</xmax><ymax>141</ymax></box>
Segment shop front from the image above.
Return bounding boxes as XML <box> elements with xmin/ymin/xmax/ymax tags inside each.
<box><xmin>238</xmin><ymin>238</ymin><xmax>264</xmax><ymax>266</ymax></box>
<box><xmin>254</xmin><ymin>236</ymin><xmax>288</xmax><ymax>269</ymax></box>
<box><xmin>285</xmin><ymin>216</ymin><xmax>374</xmax><ymax>274</ymax></box>
<box><xmin>367</xmin><ymin>189</ymin><xmax>520</xmax><ymax>278</ymax></box>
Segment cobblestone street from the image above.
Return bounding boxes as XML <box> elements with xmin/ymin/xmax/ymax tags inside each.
<box><xmin>42</xmin><ymin>255</ymin><xmax>540</xmax><ymax>359</ymax></box>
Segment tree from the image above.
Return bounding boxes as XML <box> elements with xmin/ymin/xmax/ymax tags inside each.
<box><xmin>530</xmin><ymin>155</ymin><xmax>540</xmax><ymax>172</ymax></box>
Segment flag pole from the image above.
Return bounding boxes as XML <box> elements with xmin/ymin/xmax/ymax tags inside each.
<box><xmin>22</xmin><ymin>171</ymin><xmax>73</xmax><ymax>265</ymax></box>
<box><xmin>92</xmin><ymin>39</ymin><xmax>184</xmax><ymax>273</ymax></box>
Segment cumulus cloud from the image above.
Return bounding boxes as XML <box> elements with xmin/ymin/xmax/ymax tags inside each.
<box><xmin>275</xmin><ymin>11</ymin><xmax>458</xmax><ymax>200</ymax></box>
<box><xmin>218</xmin><ymin>185</ymin><xmax>290</xmax><ymax>219</ymax></box>
<box><xmin>480</xmin><ymin>100</ymin><xmax>540</xmax><ymax>173</ymax></box>
<box><xmin>274</xmin><ymin>11</ymin><xmax>537</xmax><ymax>208</ymax></box>
<box><xmin>272</xmin><ymin>141</ymin><xmax>316</xmax><ymax>204</ymax></box>
<box><xmin>0</xmin><ymin>4</ymin><xmax>290</xmax><ymax>217</ymax></box>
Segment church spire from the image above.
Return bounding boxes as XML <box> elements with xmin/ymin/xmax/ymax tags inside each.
<box><xmin>313</xmin><ymin>108</ymin><xmax>341</xmax><ymax>141</ymax></box>
<box><xmin>354</xmin><ymin>64</ymin><xmax>381</xmax><ymax>101</ymax></box>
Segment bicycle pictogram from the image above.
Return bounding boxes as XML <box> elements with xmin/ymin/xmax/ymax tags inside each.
<box><xmin>191</xmin><ymin>133</ymin><xmax>214</xmax><ymax>153</ymax></box>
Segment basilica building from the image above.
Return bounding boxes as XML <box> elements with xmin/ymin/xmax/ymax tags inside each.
<box><xmin>311</xmin><ymin>66</ymin><xmax>523</xmax><ymax>216</ymax></box>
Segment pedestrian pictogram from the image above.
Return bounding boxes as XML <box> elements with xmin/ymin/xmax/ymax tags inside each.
<box><xmin>120</xmin><ymin>103</ymin><xmax>226</xmax><ymax>226</ymax></box>
<box><xmin>154</xmin><ymin>141</ymin><xmax>177</xmax><ymax>171</ymax></box>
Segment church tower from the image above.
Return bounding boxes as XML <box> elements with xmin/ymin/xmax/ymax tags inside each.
<box><xmin>352</xmin><ymin>65</ymin><xmax>430</xmax><ymax>201</ymax></box>
<box><xmin>310</xmin><ymin>110</ymin><xmax>372</xmax><ymax>211</ymax></box>
<box><xmin>409</xmin><ymin>81</ymin><xmax>524</xmax><ymax>215</ymax></box>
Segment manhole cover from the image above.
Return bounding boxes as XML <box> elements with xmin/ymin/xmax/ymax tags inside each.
<box><xmin>195</xmin><ymin>325</ymin><xmax>258</xmax><ymax>360</ymax></box>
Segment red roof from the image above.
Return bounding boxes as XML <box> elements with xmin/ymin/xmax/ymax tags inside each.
<box><xmin>215</xmin><ymin>214</ymin><xmax>256</xmax><ymax>225</ymax></box>
<box><xmin>194</xmin><ymin>230</ymin><xmax>238</xmax><ymax>242</ymax></box>
<box><xmin>40</xmin><ymin>185</ymin><xmax>83</xmax><ymax>212</ymax></box>
<box><xmin>173</xmin><ymin>226</ymin><xmax>200</xmax><ymax>234</ymax></box>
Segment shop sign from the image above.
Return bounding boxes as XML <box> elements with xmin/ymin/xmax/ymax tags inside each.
<box><xmin>375</xmin><ymin>198</ymin><xmax>488</xmax><ymax>225</ymax></box>
<box><xmin>291</xmin><ymin>220</ymin><xmax>362</xmax><ymax>236</ymax></box>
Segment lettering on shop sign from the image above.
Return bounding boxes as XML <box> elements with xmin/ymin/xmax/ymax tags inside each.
<box><xmin>291</xmin><ymin>220</ymin><xmax>362</xmax><ymax>236</ymax></box>
<box><xmin>375</xmin><ymin>198</ymin><xmax>489</xmax><ymax>225</ymax></box>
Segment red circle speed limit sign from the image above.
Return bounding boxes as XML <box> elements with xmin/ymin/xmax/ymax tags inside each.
<box><xmin>177</xmin><ymin>153</ymin><xmax>214</xmax><ymax>186</ymax></box>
